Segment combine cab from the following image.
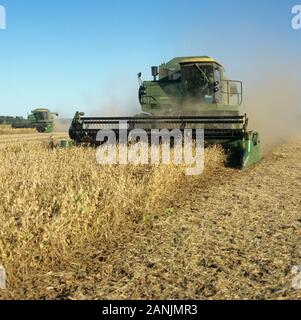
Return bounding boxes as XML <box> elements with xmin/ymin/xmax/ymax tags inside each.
<box><xmin>12</xmin><ymin>108</ymin><xmax>58</xmax><ymax>133</ymax></box>
<box><xmin>69</xmin><ymin>56</ymin><xmax>261</xmax><ymax>168</ymax></box>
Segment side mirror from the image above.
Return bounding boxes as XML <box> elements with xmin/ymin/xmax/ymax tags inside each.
<box><xmin>151</xmin><ymin>66</ymin><xmax>159</xmax><ymax>81</ymax></box>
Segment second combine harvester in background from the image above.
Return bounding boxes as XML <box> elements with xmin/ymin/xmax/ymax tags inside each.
<box><xmin>12</xmin><ymin>108</ymin><xmax>58</xmax><ymax>133</ymax></box>
<box><xmin>69</xmin><ymin>56</ymin><xmax>261</xmax><ymax>168</ymax></box>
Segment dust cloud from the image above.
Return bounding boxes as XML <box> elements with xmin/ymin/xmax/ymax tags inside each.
<box><xmin>242</xmin><ymin>57</ymin><xmax>301</xmax><ymax>151</ymax></box>
<box><xmin>53</xmin><ymin>118</ymin><xmax>72</xmax><ymax>133</ymax></box>
<box><xmin>84</xmin><ymin>73</ymin><xmax>141</xmax><ymax>117</ymax></box>
<box><xmin>88</xmin><ymin>97</ymin><xmax>140</xmax><ymax>117</ymax></box>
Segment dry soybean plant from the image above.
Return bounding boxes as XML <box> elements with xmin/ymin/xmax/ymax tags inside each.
<box><xmin>0</xmin><ymin>141</ymin><xmax>225</xmax><ymax>299</ymax></box>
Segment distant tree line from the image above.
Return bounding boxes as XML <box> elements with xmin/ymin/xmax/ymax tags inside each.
<box><xmin>0</xmin><ymin>116</ymin><xmax>26</xmax><ymax>125</ymax></box>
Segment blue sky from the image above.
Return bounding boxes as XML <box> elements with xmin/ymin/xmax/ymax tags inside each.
<box><xmin>0</xmin><ymin>0</ymin><xmax>300</xmax><ymax>117</ymax></box>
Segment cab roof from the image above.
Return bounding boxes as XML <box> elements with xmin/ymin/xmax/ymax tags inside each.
<box><xmin>161</xmin><ymin>56</ymin><xmax>223</xmax><ymax>71</ymax></box>
<box><xmin>179</xmin><ymin>56</ymin><xmax>222</xmax><ymax>66</ymax></box>
<box><xmin>32</xmin><ymin>108</ymin><xmax>50</xmax><ymax>113</ymax></box>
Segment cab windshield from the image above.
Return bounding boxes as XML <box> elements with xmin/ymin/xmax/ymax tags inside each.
<box><xmin>181</xmin><ymin>64</ymin><xmax>214</xmax><ymax>101</ymax></box>
<box><xmin>34</xmin><ymin>112</ymin><xmax>48</xmax><ymax>121</ymax></box>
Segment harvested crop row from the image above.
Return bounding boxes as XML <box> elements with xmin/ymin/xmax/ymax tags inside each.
<box><xmin>0</xmin><ymin>133</ymin><xmax>68</xmax><ymax>148</ymax></box>
<box><xmin>0</xmin><ymin>125</ymin><xmax>37</xmax><ymax>136</ymax></box>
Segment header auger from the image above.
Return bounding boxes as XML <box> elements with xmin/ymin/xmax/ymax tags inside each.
<box><xmin>69</xmin><ymin>56</ymin><xmax>261</xmax><ymax>168</ymax></box>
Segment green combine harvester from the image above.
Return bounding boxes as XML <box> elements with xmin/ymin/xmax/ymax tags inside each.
<box><xmin>69</xmin><ymin>56</ymin><xmax>261</xmax><ymax>168</ymax></box>
<box><xmin>12</xmin><ymin>108</ymin><xmax>58</xmax><ymax>133</ymax></box>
